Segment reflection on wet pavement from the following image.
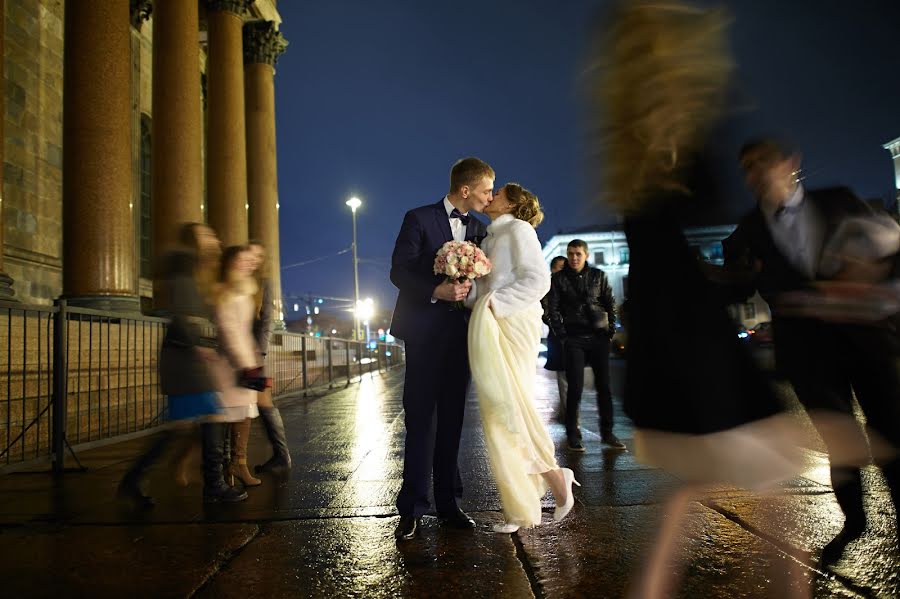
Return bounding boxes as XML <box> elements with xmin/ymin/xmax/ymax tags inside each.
<box><xmin>0</xmin><ymin>364</ymin><xmax>897</xmax><ymax>597</ymax></box>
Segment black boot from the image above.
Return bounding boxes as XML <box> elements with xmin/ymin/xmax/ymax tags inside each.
<box><xmin>255</xmin><ymin>407</ymin><xmax>292</xmax><ymax>474</ymax></box>
<box><xmin>821</xmin><ymin>468</ymin><xmax>867</xmax><ymax>566</ymax></box>
<box><xmin>117</xmin><ymin>430</ymin><xmax>175</xmax><ymax>508</ymax></box>
<box><xmin>202</xmin><ymin>423</ymin><xmax>248</xmax><ymax>503</ymax></box>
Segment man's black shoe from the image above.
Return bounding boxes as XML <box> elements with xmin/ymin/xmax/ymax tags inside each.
<box><xmin>567</xmin><ymin>440</ymin><xmax>585</xmax><ymax>452</ymax></box>
<box><xmin>437</xmin><ymin>508</ymin><xmax>476</xmax><ymax>529</ymax></box>
<box><xmin>601</xmin><ymin>434</ymin><xmax>627</xmax><ymax>450</ymax></box>
<box><xmin>394</xmin><ymin>516</ymin><xmax>421</xmax><ymax>541</ymax></box>
<box><xmin>820</xmin><ymin>520</ymin><xmax>865</xmax><ymax>567</ymax></box>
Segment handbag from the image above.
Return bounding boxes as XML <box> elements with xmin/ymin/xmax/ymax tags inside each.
<box><xmin>237</xmin><ymin>367</ymin><xmax>272</xmax><ymax>391</ymax></box>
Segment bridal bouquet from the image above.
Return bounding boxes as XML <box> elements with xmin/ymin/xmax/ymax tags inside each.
<box><xmin>434</xmin><ymin>241</ymin><xmax>491</xmax><ymax>307</ymax></box>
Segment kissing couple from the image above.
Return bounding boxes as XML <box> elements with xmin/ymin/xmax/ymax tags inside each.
<box><xmin>389</xmin><ymin>157</ymin><xmax>578</xmax><ymax>540</ymax></box>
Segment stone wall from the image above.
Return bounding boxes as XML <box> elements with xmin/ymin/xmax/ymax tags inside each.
<box><xmin>2</xmin><ymin>0</ymin><xmax>64</xmax><ymax>305</ymax></box>
<box><xmin>2</xmin><ymin>0</ymin><xmax>280</xmax><ymax>306</ymax></box>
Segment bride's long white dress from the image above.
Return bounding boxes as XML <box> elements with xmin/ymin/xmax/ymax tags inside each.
<box><xmin>467</xmin><ymin>214</ymin><xmax>557</xmax><ymax>528</ymax></box>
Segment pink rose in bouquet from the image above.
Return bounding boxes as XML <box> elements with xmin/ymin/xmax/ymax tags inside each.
<box><xmin>433</xmin><ymin>241</ymin><xmax>492</xmax><ymax>307</ymax></box>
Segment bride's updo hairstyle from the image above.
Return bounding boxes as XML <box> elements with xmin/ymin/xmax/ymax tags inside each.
<box><xmin>504</xmin><ymin>183</ymin><xmax>544</xmax><ymax>228</ymax></box>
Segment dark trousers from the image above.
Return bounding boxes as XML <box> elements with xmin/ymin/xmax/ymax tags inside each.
<box><xmin>564</xmin><ymin>334</ymin><xmax>614</xmax><ymax>441</ymax></box>
<box><xmin>779</xmin><ymin>319</ymin><xmax>874</xmax><ymax>527</ymax></box>
<box><xmin>396</xmin><ymin>322</ymin><xmax>470</xmax><ymax>517</ymax></box>
<box><xmin>839</xmin><ymin>324</ymin><xmax>900</xmax><ymax>527</ymax></box>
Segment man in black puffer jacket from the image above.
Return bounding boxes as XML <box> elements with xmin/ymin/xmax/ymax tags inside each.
<box><xmin>548</xmin><ymin>239</ymin><xmax>625</xmax><ymax>451</ymax></box>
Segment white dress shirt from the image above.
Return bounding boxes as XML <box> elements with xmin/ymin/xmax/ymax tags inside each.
<box><xmin>444</xmin><ymin>196</ymin><xmax>467</xmax><ymax>242</ymax></box>
<box><xmin>762</xmin><ymin>184</ymin><xmax>824</xmax><ymax>278</ymax></box>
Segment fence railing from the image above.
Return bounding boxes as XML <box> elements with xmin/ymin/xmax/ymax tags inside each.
<box><xmin>0</xmin><ymin>299</ymin><xmax>404</xmax><ymax>473</ymax></box>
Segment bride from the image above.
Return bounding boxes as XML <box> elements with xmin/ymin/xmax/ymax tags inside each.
<box><xmin>466</xmin><ymin>183</ymin><xmax>579</xmax><ymax>533</ymax></box>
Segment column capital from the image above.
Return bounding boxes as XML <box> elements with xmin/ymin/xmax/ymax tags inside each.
<box><xmin>206</xmin><ymin>0</ymin><xmax>252</xmax><ymax>17</ymax></box>
<box><xmin>243</xmin><ymin>21</ymin><xmax>287</xmax><ymax>67</ymax></box>
<box><xmin>130</xmin><ymin>0</ymin><xmax>152</xmax><ymax>29</ymax></box>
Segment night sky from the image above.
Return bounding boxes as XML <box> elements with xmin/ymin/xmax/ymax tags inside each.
<box><xmin>273</xmin><ymin>0</ymin><xmax>900</xmax><ymax>316</ymax></box>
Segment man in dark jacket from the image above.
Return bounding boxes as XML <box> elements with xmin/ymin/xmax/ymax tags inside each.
<box><xmin>725</xmin><ymin>139</ymin><xmax>900</xmax><ymax>564</ymax></box>
<box><xmin>548</xmin><ymin>239</ymin><xmax>624</xmax><ymax>451</ymax></box>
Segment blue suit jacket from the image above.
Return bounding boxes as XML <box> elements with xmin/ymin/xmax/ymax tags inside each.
<box><xmin>389</xmin><ymin>199</ymin><xmax>488</xmax><ymax>344</ymax></box>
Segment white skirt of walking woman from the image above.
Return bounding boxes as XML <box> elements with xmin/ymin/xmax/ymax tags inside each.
<box><xmin>469</xmin><ymin>291</ymin><xmax>559</xmax><ymax>528</ymax></box>
<box><xmin>208</xmin><ymin>356</ymin><xmax>260</xmax><ymax>422</ymax></box>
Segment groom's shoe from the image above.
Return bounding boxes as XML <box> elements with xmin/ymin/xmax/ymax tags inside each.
<box><xmin>601</xmin><ymin>433</ymin><xmax>627</xmax><ymax>450</ymax></box>
<box><xmin>567</xmin><ymin>439</ymin><xmax>585</xmax><ymax>453</ymax></box>
<box><xmin>438</xmin><ymin>508</ymin><xmax>476</xmax><ymax>529</ymax></box>
<box><xmin>394</xmin><ymin>516</ymin><xmax>421</xmax><ymax>541</ymax></box>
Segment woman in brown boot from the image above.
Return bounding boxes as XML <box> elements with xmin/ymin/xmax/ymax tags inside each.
<box><xmin>213</xmin><ymin>245</ymin><xmax>264</xmax><ymax>488</ymax></box>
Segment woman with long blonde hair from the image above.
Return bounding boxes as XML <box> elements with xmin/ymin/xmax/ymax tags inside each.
<box><xmin>593</xmin><ymin>2</ymin><xmax>806</xmax><ymax>597</ymax></box>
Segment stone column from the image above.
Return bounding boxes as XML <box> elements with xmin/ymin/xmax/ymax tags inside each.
<box><xmin>62</xmin><ymin>1</ymin><xmax>137</xmax><ymax>311</ymax></box>
<box><xmin>0</xmin><ymin>0</ymin><xmax>12</xmax><ymax>300</ymax></box>
<box><xmin>244</xmin><ymin>21</ymin><xmax>288</xmax><ymax>325</ymax></box>
<box><xmin>205</xmin><ymin>0</ymin><xmax>251</xmax><ymax>247</ymax></box>
<box><xmin>152</xmin><ymin>0</ymin><xmax>204</xmax><ymax>261</ymax></box>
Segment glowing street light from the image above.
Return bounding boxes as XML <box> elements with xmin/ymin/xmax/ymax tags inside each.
<box><xmin>346</xmin><ymin>196</ymin><xmax>362</xmax><ymax>340</ymax></box>
<box><xmin>356</xmin><ymin>297</ymin><xmax>375</xmax><ymax>321</ymax></box>
<box><xmin>357</xmin><ymin>298</ymin><xmax>375</xmax><ymax>343</ymax></box>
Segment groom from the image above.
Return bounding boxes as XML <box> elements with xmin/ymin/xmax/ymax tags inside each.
<box><xmin>389</xmin><ymin>157</ymin><xmax>493</xmax><ymax>541</ymax></box>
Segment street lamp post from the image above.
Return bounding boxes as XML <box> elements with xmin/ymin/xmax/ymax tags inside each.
<box><xmin>346</xmin><ymin>197</ymin><xmax>362</xmax><ymax>341</ymax></box>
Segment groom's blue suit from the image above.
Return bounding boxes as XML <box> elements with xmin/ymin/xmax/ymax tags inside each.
<box><xmin>390</xmin><ymin>199</ymin><xmax>487</xmax><ymax>517</ymax></box>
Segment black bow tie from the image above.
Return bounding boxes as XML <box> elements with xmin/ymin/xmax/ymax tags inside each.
<box><xmin>450</xmin><ymin>208</ymin><xmax>470</xmax><ymax>226</ymax></box>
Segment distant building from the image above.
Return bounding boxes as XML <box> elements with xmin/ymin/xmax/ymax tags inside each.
<box><xmin>541</xmin><ymin>224</ymin><xmax>771</xmax><ymax>329</ymax></box>
<box><xmin>884</xmin><ymin>136</ymin><xmax>900</xmax><ymax>219</ymax></box>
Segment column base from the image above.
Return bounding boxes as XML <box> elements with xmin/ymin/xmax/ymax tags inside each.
<box><xmin>62</xmin><ymin>295</ymin><xmax>143</xmax><ymax>315</ymax></box>
<box><xmin>0</xmin><ymin>273</ymin><xmax>16</xmax><ymax>301</ymax></box>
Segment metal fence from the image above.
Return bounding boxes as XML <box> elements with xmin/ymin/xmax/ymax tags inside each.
<box><xmin>0</xmin><ymin>302</ymin><xmax>55</xmax><ymax>467</ymax></box>
<box><xmin>0</xmin><ymin>299</ymin><xmax>404</xmax><ymax>473</ymax></box>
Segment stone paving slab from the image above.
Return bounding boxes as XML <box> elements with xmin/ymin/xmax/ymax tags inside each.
<box><xmin>711</xmin><ymin>493</ymin><xmax>900</xmax><ymax>597</ymax></box>
<box><xmin>198</xmin><ymin>513</ymin><xmax>533</xmax><ymax>599</ymax></box>
<box><xmin>0</xmin><ymin>522</ymin><xmax>258</xmax><ymax>599</ymax></box>
<box><xmin>0</xmin><ymin>366</ymin><xmax>895</xmax><ymax>597</ymax></box>
<box><xmin>517</xmin><ymin>503</ymin><xmax>854</xmax><ymax>598</ymax></box>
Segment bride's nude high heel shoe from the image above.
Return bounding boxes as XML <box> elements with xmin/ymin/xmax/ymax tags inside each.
<box><xmin>554</xmin><ymin>467</ymin><xmax>581</xmax><ymax>522</ymax></box>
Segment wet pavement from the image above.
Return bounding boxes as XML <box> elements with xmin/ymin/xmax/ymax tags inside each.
<box><xmin>0</xmin><ymin>362</ymin><xmax>898</xmax><ymax>598</ymax></box>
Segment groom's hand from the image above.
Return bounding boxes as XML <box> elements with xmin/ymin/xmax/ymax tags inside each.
<box><xmin>433</xmin><ymin>280</ymin><xmax>472</xmax><ymax>302</ymax></box>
